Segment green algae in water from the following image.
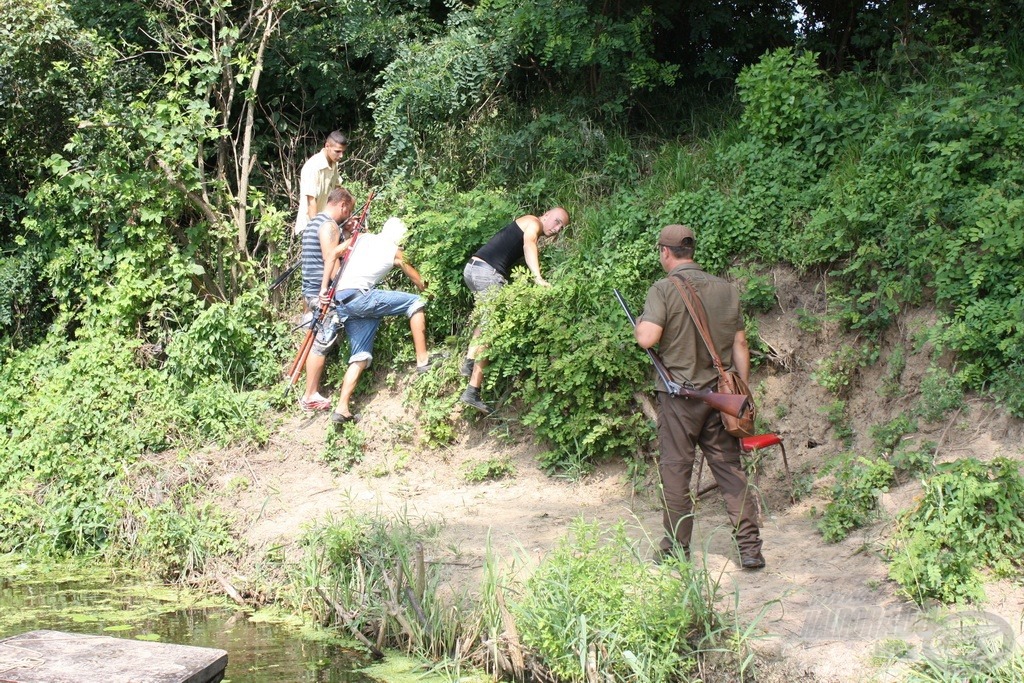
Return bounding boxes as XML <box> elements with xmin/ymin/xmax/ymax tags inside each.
<box><xmin>1</xmin><ymin>556</ymin><xmax>377</xmax><ymax>682</ymax></box>
<box><xmin>359</xmin><ymin>654</ymin><xmax>491</xmax><ymax>683</ymax></box>
<box><xmin>0</xmin><ymin>556</ymin><xmax>229</xmax><ymax>635</ymax></box>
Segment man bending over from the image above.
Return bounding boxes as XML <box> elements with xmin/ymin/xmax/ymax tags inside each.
<box><xmin>459</xmin><ymin>207</ymin><xmax>569</xmax><ymax>414</ymax></box>
<box><xmin>330</xmin><ymin>218</ymin><xmax>436</xmax><ymax>424</ymax></box>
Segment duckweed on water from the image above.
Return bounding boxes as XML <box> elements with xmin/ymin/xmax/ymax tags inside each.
<box><xmin>1</xmin><ymin>554</ymin><xmax>378</xmax><ymax>682</ymax></box>
<box><xmin>0</xmin><ymin>554</ymin><xmax>229</xmax><ymax>637</ymax></box>
<box><xmin>359</xmin><ymin>654</ymin><xmax>490</xmax><ymax>683</ymax></box>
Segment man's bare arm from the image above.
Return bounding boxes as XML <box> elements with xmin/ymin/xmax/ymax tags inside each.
<box><xmin>521</xmin><ymin>217</ymin><xmax>550</xmax><ymax>286</ymax></box>
<box><xmin>732</xmin><ymin>329</ymin><xmax>751</xmax><ymax>384</ymax></box>
<box><xmin>635</xmin><ymin>321</ymin><xmax>663</xmax><ymax>349</ymax></box>
<box><xmin>395</xmin><ymin>250</ymin><xmax>426</xmax><ymax>292</ymax></box>
<box><xmin>305</xmin><ymin>195</ymin><xmax>318</xmax><ymax>221</ymax></box>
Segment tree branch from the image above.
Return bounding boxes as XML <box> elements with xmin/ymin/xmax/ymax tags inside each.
<box><xmin>151</xmin><ymin>156</ymin><xmax>221</xmax><ymax>228</ymax></box>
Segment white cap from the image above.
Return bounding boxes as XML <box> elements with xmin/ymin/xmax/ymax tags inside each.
<box><xmin>381</xmin><ymin>216</ymin><xmax>407</xmax><ymax>244</ymax></box>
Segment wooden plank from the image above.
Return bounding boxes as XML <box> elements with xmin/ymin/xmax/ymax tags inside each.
<box><xmin>0</xmin><ymin>630</ymin><xmax>227</xmax><ymax>683</ymax></box>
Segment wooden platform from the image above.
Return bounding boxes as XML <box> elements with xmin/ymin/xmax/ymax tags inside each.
<box><xmin>0</xmin><ymin>630</ymin><xmax>227</xmax><ymax>683</ymax></box>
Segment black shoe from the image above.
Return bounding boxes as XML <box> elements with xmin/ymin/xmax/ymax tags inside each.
<box><xmin>459</xmin><ymin>357</ymin><xmax>475</xmax><ymax>377</ymax></box>
<box><xmin>741</xmin><ymin>554</ymin><xmax>766</xmax><ymax>570</ymax></box>
<box><xmin>652</xmin><ymin>546</ymin><xmax>690</xmax><ymax>564</ymax></box>
<box><xmin>460</xmin><ymin>387</ymin><xmax>492</xmax><ymax>414</ymax></box>
<box><xmin>330</xmin><ymin>411</ymin><xmax>359</xmax><ymax>425</ymax></box>
<box><xmin>416</xmin><ymin>353</ymin><xmax>446</xmax><ymax>374</ymax></box>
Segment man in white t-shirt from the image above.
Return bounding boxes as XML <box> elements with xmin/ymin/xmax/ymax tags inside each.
<box><xmin>329</xmin><ymin>218</ymin><xmax>437</xmax><ymax>423</ymax></box>
<box><xmin>293</xmin><ymin>131</ymin><xmax>347</xmax><ymax>235</ymax></box>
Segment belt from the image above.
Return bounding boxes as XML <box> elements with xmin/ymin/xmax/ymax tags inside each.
<box><xmin>468</xmin><ymin>257</ymin><xmax>492</xmax><ymax>268</ymax></box>
<box><xmin>338</xmin><ymin>289</ymin><xmax>366</xmax><ymax>305</ymax></box>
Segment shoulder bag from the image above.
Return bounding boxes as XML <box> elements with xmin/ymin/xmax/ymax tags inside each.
<box><xmin>670</xmin><ymin>275</ymin><xmax>757</xmax><ymax>438</ymax></box>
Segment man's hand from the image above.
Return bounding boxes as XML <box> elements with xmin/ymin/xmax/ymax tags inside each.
<box><xmin>318</xmin><ymin>289</ymin><xmax>331</xmax><ymax>307</ymax></box>
<box><xmin>535</xmin><ymin>277</ymin><xmax>551</xmax><ymax>287</ymax></box>
<box><xmin>332</xmin><ymin>241</ymin><xmax>351</xmax><ymax>260</ymax></box>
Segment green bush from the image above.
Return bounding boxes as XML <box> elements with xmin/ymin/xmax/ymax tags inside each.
<box><xmin>130</xmin><ymin>499</ymin><xmax>236</xmax><ymax>582</ymax></box>
<box><xmin>890</xmin><ymin>440</ymin><xmax>937</xmax><ymax>478</ymax></box>
<box><xmin>732</xmin><ymin>265</ymin><xmax>777</xmax><ymax>313</ymax></box>
<box><xmin>322</xmin><ymin>423</ymin><xmax>366</xmax><ymax>472</ymax></box>
<box><xmin>738</xmin><ymin>48</ymin><xmax>829</xmax><ymax>147</ymax></box>
<box><xmin>813</xmin><ymin>344</ymin><xmax>878</xmax><ymax>398</ymax></box>
<box><xmin>291</xmin><ymin>512</ymin><xmax>458</xmax><ymax>660</ymax></box>
<box><xmin>818</xmin><ymin>455</ymin><xmax>894</xmax><ymax>543</ymax></box>
<box><xmin>478</xmin><ymin>277</ymin><xmax>653</xmax><ymax>471</ymax></box>
<box><xmin>870</xmin><ymin>414</ymin><xmax>918</xmax><ymax>456</ymax></box>
<box><xmin>915</xmin><ymin>366</ymin><xmax>965</xmax><ymax>423</ymax></box>
<box><xmin>0</xmin><ymin>329</ymin><xmax>276</xmax><ymax>555</ymax></box>
<box><xmin>164</xmin><ymin>290</ymin><xmax>291</xmax><ymax>391</ymax></box>
<box><xmin>888</xmin><ymin>458</ymin><xmax>1024</xmax><ymax>604</ymax></box>
<box><xmin>0</xmin><ymin>334</ymin><xmax>161</xmax><ymax>553</ymax></box>
<box><xmin>301</xmin><ymin>515</ymin><xmax>370</xmax><ymax>569</ymax></box>
<box><xmin>170</xmin><ymin>382</ymin><xmax>272</xmax><ymax>448</ymax></box>
<box><xmin>512</xmin><ymin>520</ymin><xmax>708</xmax><ymax>683</ymax></box>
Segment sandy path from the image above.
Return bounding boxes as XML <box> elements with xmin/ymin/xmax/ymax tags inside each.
<box><xmin>208</xmin><ymin>393</ymin><xmax>1024</xmax><ymax>682</ymax></box>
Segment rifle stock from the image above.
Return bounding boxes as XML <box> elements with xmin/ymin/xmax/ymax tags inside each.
<box><xmin>613</xmin><ymin>288</ymin><xmax>750</xmax><ymax>419</ymax></box>
<box><xmin>676</xmin><ymin>386</ymin><xmax>750</xmax><ymax>419</ymax></box>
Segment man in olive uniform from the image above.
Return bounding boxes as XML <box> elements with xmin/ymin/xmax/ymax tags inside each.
<box><xmin>634</xmin><ymin>224</ymin><xmax>764</xmax><ymax>569</ymax></box>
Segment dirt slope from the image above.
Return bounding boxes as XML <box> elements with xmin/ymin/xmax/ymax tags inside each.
<box><xmin>209</xmin><ymin>267</ymin><xmax>1024</xmax><ymax>682</ymax></box>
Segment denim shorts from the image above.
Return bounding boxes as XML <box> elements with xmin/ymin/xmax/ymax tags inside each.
<box><xmin>336</xmin><ymin>288</ymin><xmax>425</xmax><ymax>365</ymax></box>
<box><xmin>463</xmin><ymin>259</ymin><xmax>506</xmax><ymax>297</ymax></box>
<box><xmin>305</xmin><ymin>297</ymin><xmax>340</xmax><ymax>357</ymax></box>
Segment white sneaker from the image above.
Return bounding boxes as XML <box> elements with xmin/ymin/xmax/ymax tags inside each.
<box><xmin>299</xmin><ymin>392</ymin><xmax>331</xmax><ymax>412</ymax></box>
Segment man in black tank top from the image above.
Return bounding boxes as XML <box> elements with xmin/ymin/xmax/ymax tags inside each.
<box><xmin>459</xmin><ymin>207</ymin><xmax>569</xmax><ymax>413</ymax></box>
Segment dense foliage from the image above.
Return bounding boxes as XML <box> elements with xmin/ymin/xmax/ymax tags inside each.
<box><xmin>281</xmin><ymin>515</ymin><xmax>749</xmax><ymax>681</ymax></box>
<box><xmin>512</xmin><ymin>520</ymin><xmax>711</xmax><ymax>682</ymax></box>
<box><xmin>2</xmin><ymin>0</ymin><xmax>1023</xmax><ymax>594</ymax></box>
<box><xmin>0</xmin><ymin>301</ymin><xmax>283</xmax><ymax>557</ymax></box>
<box><xmin>888</xmin><ymin>458</ymin><xmax>1024</xmax><ymax>604</ymax></box>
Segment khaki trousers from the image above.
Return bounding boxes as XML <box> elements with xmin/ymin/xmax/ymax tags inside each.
<box><xmin>656</xmin><ymin>392</ymin><xmax>762</xmax><ymax>558</ymax></box>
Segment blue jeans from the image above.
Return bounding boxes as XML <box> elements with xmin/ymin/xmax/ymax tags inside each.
<box><xmin>336</xmin><ymin>288</ymin><xmax>425</xmax><ymax>365</ymax></box>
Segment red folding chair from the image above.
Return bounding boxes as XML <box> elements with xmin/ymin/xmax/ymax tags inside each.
<box><xmin>693</xmin><ymin>432</ymin><xmax>795</xmax><ymax>504</ymax></box>
<box><xmin>740</xmin><ymin>433</ymin><xmax>795</xmax><ymax>503</ymax></box>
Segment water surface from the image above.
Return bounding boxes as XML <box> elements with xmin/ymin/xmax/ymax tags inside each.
<box><xmin>0</xmin><ymin>572</ymin><xmax>375</xmax><ymax>682</ymax></box>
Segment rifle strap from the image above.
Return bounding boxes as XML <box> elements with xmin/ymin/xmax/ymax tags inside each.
<box><xmin>670</xmin><ymin>274</ymin><xmax>727</xmax><ymax>376</ymax></box>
